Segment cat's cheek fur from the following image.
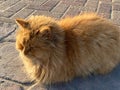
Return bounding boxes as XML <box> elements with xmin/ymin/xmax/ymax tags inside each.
<box><xmin>19</xmin><ymin>52</ymin><xmax>41</xmax><ymax>80</ymax></box>
<box><xmin>19</xmin><ymin>49</ymin><xmax>75</xmax><ymax>84</ymax></box>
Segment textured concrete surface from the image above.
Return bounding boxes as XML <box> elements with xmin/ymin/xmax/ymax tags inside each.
<box><xmin>0</xmin><ymin>0</ymin><xmax>120</xmax><ymax>90</ymax></box>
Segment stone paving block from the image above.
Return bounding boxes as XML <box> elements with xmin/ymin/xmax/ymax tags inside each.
<box><xmin>26</xmin><ymin>0</ymin><xmax>47</xmax><ymax>10</ymax></box>
<box><xmin>0</xmin><ymin>42</ymin><xmax>31</xmax><ymax>90</ymax></box>
<box><xmin>0</xmin><ymin>11</ymin><xmax>14</xmax><ymax>18</ymax></box>
<box><xmin>61</xmin><ymin>0</ymin><xmax>74</xmax><ymax>2</ymax></box>
<box><xmin>0</xmin><ymin>17</ymin><xmax>15</xmax><ymax>24</ymax></box>
<box><xmin>82</xmin><ymin>0</ymin><xmax>98</xmax><ymax>12</ymax></box>
<box><xmin>82</xmin><ymin>7</ymin><xmax>96</xmax><ymax>13</ymax></box>
<box><xmin>85</xmin><ymin>0</ymin><xmax>99</xmax><ymax>6</ymax></box>
<box><xmin>2</xmin><ymin>30</ymin><xmax>16</xmax><ymax>42</ymax></box>
<box><xmin>0</xmin><ymin>82</ymin><xmax>22</xmax><ymax>90</ymax></box>
<box><xmin>111</xmin><ymin>11</ymin><xmax>120</xmax><ymax>26</ymax></box>
<box><xmin>97</xmin><ymin>2</ymin><xmax>112</xmax><ymax>19</ymax></box>
<box><xmin>7</xmin><ymin>1</ymin><xmax>26</xmax><ymax>13</ymax></box>
<box><xmin>0</xmin><ymin>23</ymin><xmax>16</xmax><ymax>41</ymax></box>
<box><xmin>0</xmin><ymin>22</ymin><xmax>3</xmax><ymax>27</ymax></box>
<box><xmin>24</xmin><ymin>0</ymin><xmax>47</xmax><ymax>5</ymax></box>
<box><xmin>40</xmin><ymin>0</ymin><xmax>60</xmax><ymax>11</ymax></box>
<box><xmin>98</xmin><ymin>13</ymin><xmax>111</xmax><ymax>19</ymax></box>
<box><xmin>33</xmin><ymin>10</ymin><xmax>62</xmax><ymax>19</ymax></box>
<box><xmin>5</xmin><ymin>85</ymin><xmax>22</xmax><ymax>90</ymax></box>
<box><xmin>11</xmin><ymin>8</ymin><xmax>34</xmax><ymax>19</ymax></box>
<box><xmin>74</xmin><ymin>0</ymin><xmax>87</xmax><ymax>6</ymax></box>
<box><xmin>27</xmin><ymin>0</ymin><xmax>59</xmax><ymax>11</ymax></box>
<box><xmin>112</xmin><ymin>0</ymin><xmax>120</xmax><ymax>3</ymax></box>
<box><xmin>98</xmin><ymin>2</ymin><xmax>112</xmax><ymax>13</ymax></box>
<box><xmin>0</xmin><ymin>1</ymin><xmax>4</xmax><ymax>4</ymax></box>
<box><xmin>27</xmin><ymin>4</ymin><xmax>45</xmax><ymax>10</ymax></box>
<box><xmin>1</xmin><ymin>23</ymin><xmax>16</xmax><ymax>42</ymax></box>
<box><xmin>62</xmin><ymin>6</ymin><xmax>81</xmax><ymax>18</ymax></box>
<box><xmin>23</xmin><ymin>0</ymin><xmax>48</xmax><ymax>5</ymax></box>
<box><xmin>0</xmin><ymin>42</ymin><xmax>29</xmax><ymax>81</ymax></box>
<box><xmin>0</xmin><ymin>0</ymin><xmax>20</xmax><ymax>11</ymax></box>
<box><xmin>113</xmin><ymin>4</ymin><xmax>120</xmax><ymax>11</ymax></box>
<box><xmin>51</xmin><ymin>2</ymin><xmax>69</xmax><ymax>14</ymax></box>
<box><xmin>99</xmin><ymin>0</ymin><xmax>112</xmax><ymax>2</ymax></box>
<box><xmin>0</xmin><ymin>80</ymin><xmax>14</xmax><ymax>90</ymax></box>
<box><xmin>61</xmin><ymin>0</ymin><xmax>86</xmax><ymax>6</ymax></box>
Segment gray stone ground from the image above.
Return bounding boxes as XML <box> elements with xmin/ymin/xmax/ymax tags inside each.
<box><xmin>0</xmin><ymin>0</ymin><xmax>120</xmax><ymax>90</ymax></box>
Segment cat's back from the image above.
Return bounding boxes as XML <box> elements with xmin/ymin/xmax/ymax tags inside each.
<box><xmin>58</xmin><ymin>13</ymin><xmax>120</xmax><ymax>42</ymax></box>
<box><xmin>58</xmin><ymin>13</ymin><xmax>101</xmax><ymax>30</ymax></box>
<box><xmin>59</xmin><ymin>14</ymin><xmax>120</xmax><ymax>76</ymax></box>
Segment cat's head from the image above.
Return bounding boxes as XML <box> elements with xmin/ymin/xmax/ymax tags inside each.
<box><xmin>15</xmin><ymin>16</ymin><xmax>64</xmax><ymax>65</ymax></box>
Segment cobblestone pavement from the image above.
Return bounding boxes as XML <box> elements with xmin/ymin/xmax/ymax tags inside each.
<box><xmin>0</xmin><ymin>0</ymin><xmax>120</xmax><ymax>90</ymax></box>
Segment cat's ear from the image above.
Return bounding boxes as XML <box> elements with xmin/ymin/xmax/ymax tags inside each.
<box><xmin>15</xmin><ymin>19</ymin><xmax>29</xmax><ymax>28</ymax></box>
<box><xmin>40</xmin><ymin>26</ymin><xmax>52</xmax><ymax>40</ymax></box>
<box><xmin>40</xmin><ymin>26</ymin><xmax>58</xmax><ymax>47</ymax></box>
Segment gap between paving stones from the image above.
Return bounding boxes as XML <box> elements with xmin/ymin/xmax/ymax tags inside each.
<box><xmin>0</xmin><ymin>25</ymin><xmax>16</xmax><ymax>41</ymax></box>
<box><xmin>0</xmin><ymin>76</ymin><xmax>35</xmax><ymax>87</ymax></box>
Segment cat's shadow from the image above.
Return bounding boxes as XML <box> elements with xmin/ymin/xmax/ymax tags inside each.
<box><xmin>45</xmin><ymin>65</ymin><xmax>120</xmax><ymax>90</ymax></box>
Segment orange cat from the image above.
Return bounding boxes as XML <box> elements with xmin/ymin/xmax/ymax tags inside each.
<box><xmin>15</xmin><ymin>13</ymin><xmax>120</xmax><ymax>84</ymax></box>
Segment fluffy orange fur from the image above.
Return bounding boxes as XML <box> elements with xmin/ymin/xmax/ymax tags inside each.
<box><xmin>16</xmin><ymin>13</ymin><xmax>120</xmax><ymax>84</ymax></box>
